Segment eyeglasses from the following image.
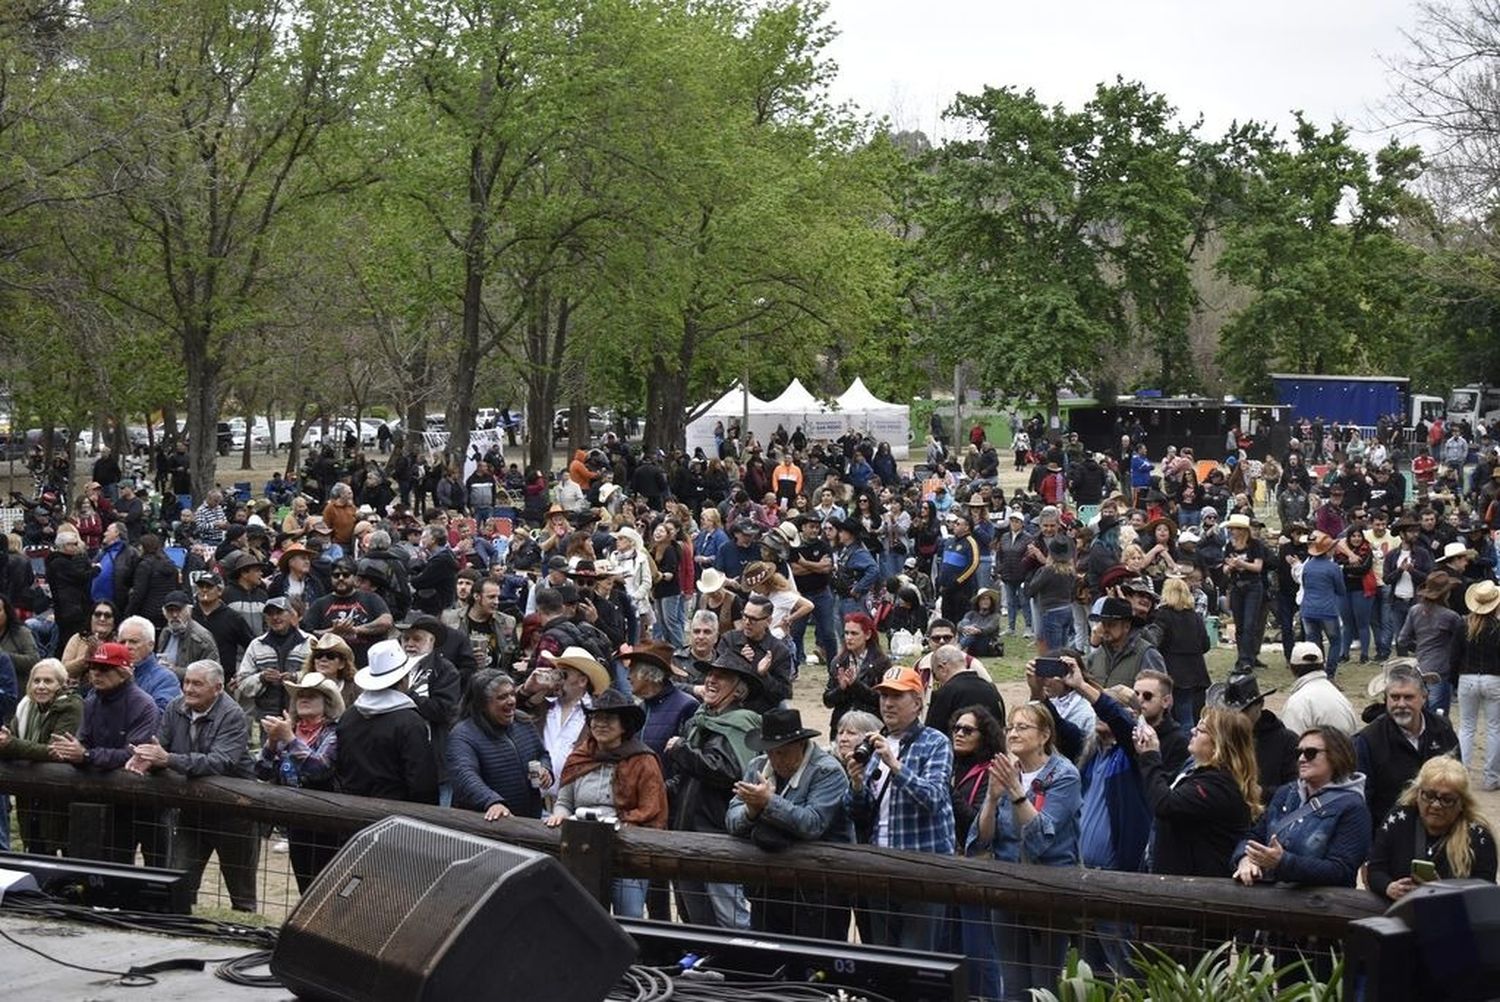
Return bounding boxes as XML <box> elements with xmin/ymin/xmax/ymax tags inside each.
<box><xmin>951</xmin><ymin>724</ymin><xmax>978</xmax><ymax>737</ymax></box>
<box><xmin>93</xmin><ymin>611</ymin><xmax>114</xmax><ymax>619</ymax></box>
<box><xmin>1005</xmin><ymin>723</ymin><xmax>1038</xmax><ymax>734</ymax></box>
<box><xmin>743</xmin><ymin>614</ymin><xmax>770</xmax><ymax>623</ymax></box>
<box><xmin>1297</xmin><ymin>746</ymin><xmax>1325</xmax><ymax>761</ymax></box>
<box><xmin>1418</xmin><ymin>789</ymin><xmax>1461</xmax><ymax>809</ymax></box>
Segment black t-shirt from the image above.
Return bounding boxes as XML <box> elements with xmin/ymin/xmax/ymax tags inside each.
<box><xmin>304</xmin><ymin>590</ymin><xmax>390</xmax><ymax>666</ymax></box>
<box><xmin>791</xmin><ymin>537</ymin><xmax>832</xmax><ymax>593</ymax></box>
<box><xmin>1226</xmin><ymin>539</ymin><xmax>1267</xmax><ymax>584</ymax></box>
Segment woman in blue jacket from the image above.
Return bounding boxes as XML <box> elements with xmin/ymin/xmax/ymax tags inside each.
<box><xmin>1232</xmin><ymin>725</ymin><xmax>1371</xmax><ymax>887</ymax></box>
<box><xmin>968</xmin><ymin>703</ymin><xmax>1081</xmax><ymax>1001</ymax></box>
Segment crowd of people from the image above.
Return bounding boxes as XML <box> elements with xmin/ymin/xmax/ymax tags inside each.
<box><xmin>0</xmin><ymin>413</ymin><xmax>1498</xmax><ymax>1000</ymax></box>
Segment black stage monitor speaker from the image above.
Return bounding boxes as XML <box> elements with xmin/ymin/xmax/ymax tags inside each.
<box><xmin>270</xmin><ymin>816</ymin><xmax>636</xmax><ymax>1002</ymax></box>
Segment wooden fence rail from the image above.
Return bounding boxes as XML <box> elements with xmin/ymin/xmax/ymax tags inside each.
<box><xmin>0</xmin><ymin>762</ymin><xmax>1385</xmax><ymax>938</ymax></box>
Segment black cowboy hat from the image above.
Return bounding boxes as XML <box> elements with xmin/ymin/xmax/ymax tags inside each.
<box><xmin>746</xmin><ymin>707</ymin><xmax>820</xmax><ymax>752</ymax></box>
<box><xmin>583</xmin><ymin>688</ymin><xmax>646</xmax><ymax>734</ymax></box>
<box><xmin>1207</xmin><ymin>672</ymin><xmax>1277</xmax><ymax>711</ymax></box>
<box><xmin>704</xmin><ymin>650</ymin><xmax>763</xmax><ymax>692</ymax></box>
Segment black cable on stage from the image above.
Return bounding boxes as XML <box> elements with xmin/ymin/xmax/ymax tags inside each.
<box><xmin>0</xmin><ymin>923</ymin><xmax>158</xmax><ymax>987</ymax></box>
<box><xmin>214</xmin><ymin>950</ymin><xmax>281</xmax><ymax>989</ymax></box>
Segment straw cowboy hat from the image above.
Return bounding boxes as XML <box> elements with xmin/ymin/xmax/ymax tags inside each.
<box><xmin>284</xmin><ymin>671</ymin><xmax>346</xmax><ymax>719</ymax></box>
<box><xmin>542</xmin><ymin>646</ymin><xmax>612</xmax><ymax>695</ymax></box>
<box><xmin>1467</xmin><ymin>580</ymin><xmax>1500</xmax><ymax>616</ymax></box>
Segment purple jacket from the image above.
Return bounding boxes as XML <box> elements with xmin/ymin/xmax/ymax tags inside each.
<box><xmin>78</xmin><ymin>680</ymin><xmax>161</xmax><ymax>770</ymax></box>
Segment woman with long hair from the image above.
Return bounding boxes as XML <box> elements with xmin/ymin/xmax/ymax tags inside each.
<box><xmin>970</xmin><ymin>702</ymin><xmax>1081</xmax><ymax>999</ymax></box>
<box><xmin>1457</xmin><ymin>580</ymin><xmax>1500</xmax><ymax>790</ymax></box>
<box><xmin>957</xmin><ymin>589</ymin><xmax>1002</xmax><ymax>657</ymax></box>
<box><xmin>1029</xmin><ymin>539</ymin><xmax>1077</xmax><ymax>654</ymax></box>
<box><xmin>1368</xmin><ymin>756</ymin><xmax>1497</xmax><ymax>900</ymax></box>
<box><xmin>948</xmin><ymin>705</ymin><xmax>1005</xmax><ymax>847</ymax></box>
<box><xmin>544</xmin><ymin>689</ymin><xmax>667</xmax><ymax>918</ymax></box>
<box><xmin>1336</xmin><ymin>526</ymin><xmax>1376</xmax><ymax>665</ymax></box>
<box><xmin>1154</xmin><ymin>576</ymin><xmax>1211</xmax><ymax>729</ymax></box>
<box><xmin>1135</xmin><ymin>705</ymin><xmax>1260</xmax><ymax>876</ymax></box>
<box><xmin>1397</xmin><ymin>571</ymin><xmax>1464</xmax><ymax>715</ymax></box>
<box><xmin>60</xmin><ymin>599</ymin><xmax>120</xmax><ymax>686</ymax></box>
<box><xmin>820</xmin><ymin>612</ymin><xmax>891</xmax><ymax>739</ymax></box>
<box><xmin>1233</xmin><ymin>726</ymin><xmax>1371</xmax><ymax>887</ymax></box>
<box><xmin>649</xmin><ymin>521</ymin><xmax>685</xmax><ymax>648</ymax></box>
<box><xmin>254</xmin><ymin>671</ymin><xmax>343</xmax><ymax>890</ymax></box>
<box><xmin>0</xmin><ymin>593</ymin><xmax>40</xmax><ymax>683</ymax></box>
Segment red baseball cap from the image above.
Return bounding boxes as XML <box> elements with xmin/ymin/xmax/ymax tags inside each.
<box><xmin>86</xmin><ymin>642</ymin><xmax>133</xmax><ymax>670</ymax></box>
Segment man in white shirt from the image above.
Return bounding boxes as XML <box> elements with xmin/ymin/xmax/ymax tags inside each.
<box><xmin>1279</xmin><ymin>642</ymin><xmax>1359</xmax><ymax>737</ymax></box>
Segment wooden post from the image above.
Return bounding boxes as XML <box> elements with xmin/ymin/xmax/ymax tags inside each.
<box><xmin>68</xmin><ymin>803</ymin><xmax>109</xmax><ymax>861</ymax></box>
<box><xmin>558</xmin><ymin>818</ymin><xmax>616</xmax><ymax>906</ymax></box>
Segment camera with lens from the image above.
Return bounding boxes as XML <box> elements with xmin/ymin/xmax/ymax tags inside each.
<box><xmin>851</xmin><ymin>736</ymin><xmax>877</xmax><ymax>765</ymax></box>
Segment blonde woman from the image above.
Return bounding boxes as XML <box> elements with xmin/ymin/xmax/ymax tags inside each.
<box><xmin>611</xmin><ymin>526</ymin><xmax>654</xmax><ymax>638</ymax></box>
<box><xmin>1154</xmin><ymin>576</ymin><xmax>1211</xmax><ymax>728</ymax></box>
<box><xmin>1134</xmin><ymin>705</ymin><xmax>1261</xmax><ymax>876</ymax></box>
<box><xmin>1368</xmin><ymin>756</ymin><xmax>1497</xmax><ymax>900</ymax></box>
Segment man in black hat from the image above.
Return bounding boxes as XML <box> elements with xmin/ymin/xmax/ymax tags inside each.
<box><xmin>1210</xmin><ymin>673</ymin><xmax>1297</xmax><ymax>804</ymax></box>
<box><xmin>156</xmin><ymin>590</ymin><xmax>219</xmax><ymax>676</ymax></box>
<box><xmin>665</xmin><ymin>651</ymin><xmax>762</xmax><ymax>929</ymax></box>
<box><xmin>1085</xmin><ymin>596</ymin><xmax>1164</xmax><ymax>689</ymax></box>
<box><xmin>714</xmin><ymin>519</ymin><xmax>763</xmax><ymax>582</ymax></box>
<box><xmin>220</xmin><ymin>550</ymin><xmax>269</xmax><ymax>636</ymax></box>
<box><xmin>192</xmin><ymin>573</ymin><xmax>254</xmax><ymax>672</ymax></box>
<box><xmin>726</xmin><ymin>707</ymin><xmax>852</xmax><ymax>939</ymax></box>
<box><xmin>831</xmin><ymin>517</ymin><xmax>879</xmax><ymax>617</ymax></box>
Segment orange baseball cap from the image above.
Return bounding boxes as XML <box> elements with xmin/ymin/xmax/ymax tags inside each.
<box><xmin>873</xmin><ymin>665</ymin><xmax>925</xmax><ymax>695</ymax></box>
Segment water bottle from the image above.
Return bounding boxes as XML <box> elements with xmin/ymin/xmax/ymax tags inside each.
<box><xmin>279</xmin><ymin>754</ymin><xmax>300</xmax><ymax>789</ymax></box>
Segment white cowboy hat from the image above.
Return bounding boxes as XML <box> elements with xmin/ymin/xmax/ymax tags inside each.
<box><xmin>1224</xmin><ymin>513</ymin><xmax>1254</xmax><ymax>531</ymax></box>
<box><xmin>354</xmin><ymin>639</ymin><xmax>415</xmax><ymax>692</ymax></box>
<box><xmin>697</xmin><ymin>567</ymin><xmax>728</xmax><ymax>595</ymax></box>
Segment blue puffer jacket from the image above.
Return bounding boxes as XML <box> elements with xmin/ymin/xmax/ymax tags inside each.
<box><xmin>1232</xmin><ymin>773</ymin><xmax>1371</xmax><ymax>887</ymax></box>
<box><xmin>966</xmin><ymin>751</ymin><xmax>1081</xmax><ymax>866</ymax></box>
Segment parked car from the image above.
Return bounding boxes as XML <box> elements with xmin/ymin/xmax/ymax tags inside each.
<box><xmin>552</xmin><ymin>408</ymin><xmax>609</xmax><ymax>443</ymax></box>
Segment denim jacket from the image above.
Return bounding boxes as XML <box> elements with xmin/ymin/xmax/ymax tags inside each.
<box><xmin>726</xmin><ymin>743</ymin><xmax>853</xmax><ymax>843</ymax></box>
<box><xmin>966</xmin><ymin>751</ymin><xmax>1081</xmax><ymax>866</ymax></box>
<box><xmin>1232</xmin><ymin>773</ymin><xmax>1371</xmax><ymax>887</ymax></box>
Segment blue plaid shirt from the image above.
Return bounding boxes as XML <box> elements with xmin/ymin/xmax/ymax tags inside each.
<box><xmin>847</xmin><ymin>724</ymin><xmax>955</xmax><ymax>854</ymax></box>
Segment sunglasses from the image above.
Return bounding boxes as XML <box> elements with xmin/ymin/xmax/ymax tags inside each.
<box><xmin>331</xmin><ymin>571</ymin><xmax>353</xmax><ymax>579</ymax></box>
<box><xmin>313</xmin><ymin>651</ymin><xmax>344</xmax><ymax>660</ymax></box>
<box><xmin>929</xmin><ymin>634</ymin><xmax>955</xmax><ymax>644</ymax></box>
<box><xmin>951</xmin><ymin>724</ymin><xmax>978</xmax><ymax>737</ymax></box>
<box><xmin>743</xmin><ymin>614</ymin><xmax>770</xmax><ymax>623</ymax></box>
<box><xmin>1418</xmin><ymin>789</ymin><xmax>1460</xmax><ymax>809</ymax></box>
<box><xmin>93</xmin><ymin>611</ymin><xmax>114</xmax><ymax>618</ymax></box>
<box><xmin>1297</xmin><ymin>746</ymin><xmax>1325</xmax><ymax>761</ymax></box>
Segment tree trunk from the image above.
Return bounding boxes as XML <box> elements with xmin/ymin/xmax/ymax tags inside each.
<box><xmin>240</xmin><ymin>404</ymin><xmax>255</xmax><ymax>470</ymax></box>
<box><xmin>182</xmin><ymin>330</ymin><xmax>221</xmax><ymax>503</ymax></box>
<box><xmin>642</xmin><ymin>312</ymin><xmax>697</xmax><ymax>452</ymax></box>
<box><xmin>161</xmin><ymin>404</ymin><xmax>179</xmax><ymax>442</ymax></box>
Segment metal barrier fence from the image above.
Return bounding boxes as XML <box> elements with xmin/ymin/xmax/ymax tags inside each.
<box><xmin>0</xmin><ymin>762</ymin><xmax>1379</xmax><ymax>986</ymax></box>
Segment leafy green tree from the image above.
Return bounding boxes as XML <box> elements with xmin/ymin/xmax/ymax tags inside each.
<box><xmin>1213</xmin><ymin>117</ymin><xmax>1430</xmax><ymax>397</ymax></box>
<box><xmin>916</xmin><ymin>81</ymin><xmax>1206</xmax><ymax>414</ymax></box>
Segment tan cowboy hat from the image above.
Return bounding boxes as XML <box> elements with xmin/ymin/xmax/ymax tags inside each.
<box><xmin>1439</xmin><ymin>541</ymin><xmax>1478</xmax><ymax>564</ymax></box>
<box><xmin>1307</xmin><ymin>531</ymin><xmax>1336</xmax><ymax>556</ymax></box>
<box><xmin>1467</xmin><ymin>580</ymin><xmax>1500</xmax><ymax>616</ymax></box>
<box><xmin>284</xmin><ymin>671</ymin><xmax>346</xmax><ymax>719</ymax></box>
<box><xmin>1224</xmin><ymin>513</ymin><xmax>1254</xmax><ymax>532</ymax></box>
<box><xmin>307</xmin><ymin>632</ymin><xmax>355</xmax><ymax>667</ymax></box>
<box><xmin>543</xmin><ymin>646</ymin><xmax>611</xmax><ymax>695</ymax></box>
<box><xmin>276</xmin><ymin>542</ymin><xmax>313</xmax><ymax>571</ymax></box>
<box><xmin>697</xmin><ymin>567</ymin><xmax>728</xmax><ymax>595</ymax></box>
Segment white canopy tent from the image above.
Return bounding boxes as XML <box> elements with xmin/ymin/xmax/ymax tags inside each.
<box><xmin>686</xmin><ymin>377</ymin><xmax>910</xmax><ymax>459</ymax></box>
<box><xmin>836</xmin><ymin>378</ymin><xmax>910</xmax><ymax>459</ymax></box>
<box><xmin>683</xmin><ymin>381</ymin><xmax>769</xmax><ymax>457</ymax></box>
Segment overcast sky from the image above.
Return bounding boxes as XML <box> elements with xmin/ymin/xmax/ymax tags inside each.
<box><xmin>822</xmin><ymin>0</ymin><xmax>1427</xmax><ymax>148</ymax></box>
